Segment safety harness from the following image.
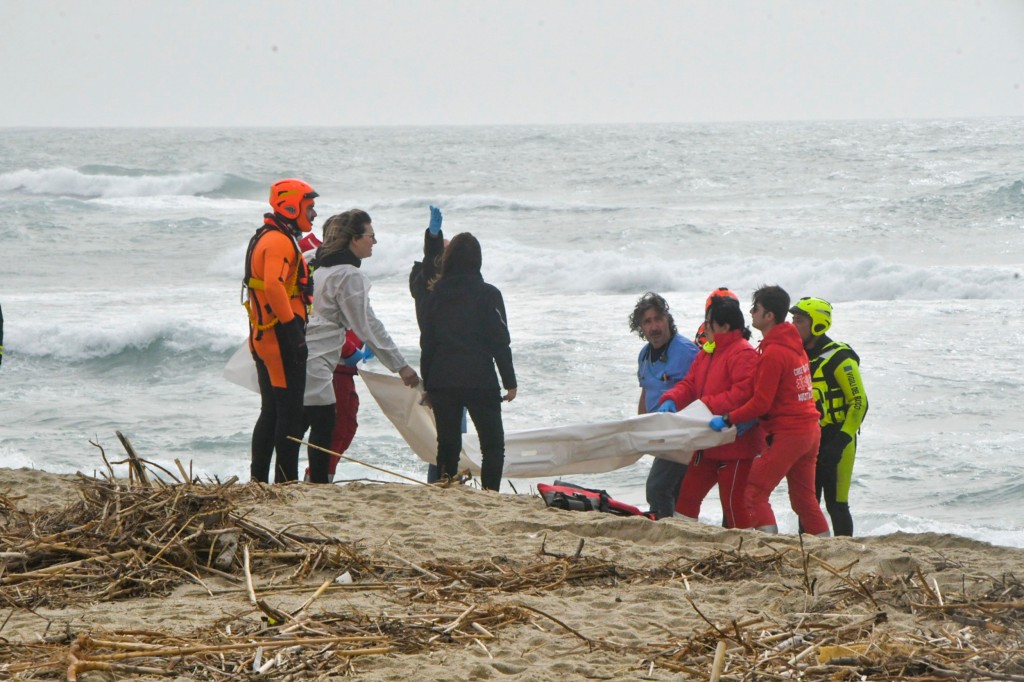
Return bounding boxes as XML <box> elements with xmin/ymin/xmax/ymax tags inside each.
<box><xmin>242</xmin><ymin>214</ymin><xmax>313</xmax><ymax>339</ymax></box>
<box><xmin>809</xmin><ymin>339</ymin><xmax>866</xmax><ymax>426</ymax></box>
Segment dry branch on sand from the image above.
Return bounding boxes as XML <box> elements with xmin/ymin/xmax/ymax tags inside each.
<box><xmin>2</xmin><ymin>441</ymin><xmax>1024</xmax><ymax>680</ymax></box>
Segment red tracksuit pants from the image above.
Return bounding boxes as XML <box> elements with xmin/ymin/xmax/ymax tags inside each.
<box><xmin>675</xmin><ymin>454</ymin><xmax>753</xmax><ymax>529</ymax></box>
<box><xmin>745</xmin><ymin>426</ymin><xmax>830</xmax><ymax>535</ymax></box>
<box><xmin>327</xmin><ymin>371</ymin><xmax>360</xmax><ymax>476</ymax></box>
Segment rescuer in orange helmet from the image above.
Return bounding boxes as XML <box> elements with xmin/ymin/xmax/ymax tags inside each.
<box><xmin>243</xmin><ymin>178</ymin><xmax>318</xmax><ymax>483</ymax></box>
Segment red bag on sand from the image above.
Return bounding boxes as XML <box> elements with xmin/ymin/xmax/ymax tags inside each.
<box><xmin>538</xmin><ymin>482</ymin><xmax>654</xmax><ymax>520</ymax></box>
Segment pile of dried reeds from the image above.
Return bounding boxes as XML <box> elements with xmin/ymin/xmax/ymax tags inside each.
<box><xmin>4</xmin><ymin>436</ymin><xmax>1024</xmax><ymax>680</ymax></box>
<box><xmin>0</xmin><ymin>602</ymin><xmax>532</xmax><ymax>680</ymax></box>
<box><xmin>639</xmin><ymin>540</ymin><xmax>1024</xmax><ymax>680</ymax></box>
<box><xmin>0</xmin><ymin>438</ymin><xmax>291</xmax><ymax>609</ymax></box>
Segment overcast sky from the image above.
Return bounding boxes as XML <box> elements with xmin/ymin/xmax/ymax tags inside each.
<box><xmin>2</xmin><ymin>0</ymin><xmax>1022</xmax><ymax>127</ymax></box>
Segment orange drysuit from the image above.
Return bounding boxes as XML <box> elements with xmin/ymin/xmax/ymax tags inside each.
<box><xmin>246</xmin><ymin>217</ymin><xmax>310</xmax><ymax>387</ymax></box>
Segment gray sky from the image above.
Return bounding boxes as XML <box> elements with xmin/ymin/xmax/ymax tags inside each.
<box><xmin>3</xmin><ymin>0</ymin><xmax>1023</xmax><ymax>126</ymax></box>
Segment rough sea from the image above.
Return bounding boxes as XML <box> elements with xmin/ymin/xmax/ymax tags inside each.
<box><xmin>1</xmin><ymin>120</ymin><xmax>1022</xmax><ymax>545</ymax></box>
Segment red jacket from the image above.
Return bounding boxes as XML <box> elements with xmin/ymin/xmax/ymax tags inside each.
<box><xmin>658</xmin><ymin>329</ymin><xmax>763</xmax><ymax>460</ymax></box>
<box><xmin>728</xmin><ymin>322</ymin><xmax>818</xmax><ymax>433</ymax></box>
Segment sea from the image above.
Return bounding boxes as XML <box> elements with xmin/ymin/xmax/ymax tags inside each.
<box><xmin>1</xmin><ymin>121</ymin><xmax>1022</xmax><ymax>546</ymax></box>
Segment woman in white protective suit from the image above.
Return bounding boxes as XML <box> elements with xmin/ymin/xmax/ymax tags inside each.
<box><xmin>302</xmin><ymin>209</ymin><xmax>419</xmax><ymax>483</ymax></box>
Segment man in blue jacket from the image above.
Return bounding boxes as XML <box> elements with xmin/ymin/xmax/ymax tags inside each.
<box><xmin>629</xmin><ymin>292</ymin><xmax>698</xmax><ymax>518</ymax></box>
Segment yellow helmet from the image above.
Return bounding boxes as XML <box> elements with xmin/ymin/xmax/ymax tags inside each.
<box><xmin>789</xmin><ymin>296</ymin><xmax>832</xmax><ymax>336</ymax></box>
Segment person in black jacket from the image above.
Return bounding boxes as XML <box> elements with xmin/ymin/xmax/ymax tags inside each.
<box><xmin>420</xmin><ymin>232</ymin><xmax>517</xmax><ymax>491</ymax></box>
<box><xmin>409</xmin><ymin>205</ymin><xmax>446</xmax><ymax>330</ymax></box>
<box><xmin>409</xmin><ymin>205</ymin><xmax>447</xmax><ymax>483</ymax></box>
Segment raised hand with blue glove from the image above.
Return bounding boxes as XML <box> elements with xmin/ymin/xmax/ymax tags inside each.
<box><xmin>709</xmin><ymin>415</ymin><xmax>730</xmax><ymax>432</ymax></box>
<box><xmin>428</xmin><ymin>205</ymin><xmax>443</xmax><ymax>235</ymax></box>
<box><xmin>656</xmin><ymin>400</ymin><xmax>677</xmax><ymax>413</ymax></box>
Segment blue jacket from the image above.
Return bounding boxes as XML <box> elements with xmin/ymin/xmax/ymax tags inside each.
<box><xmin>637</xmin><ymin>333</ymin><xmax>698</xmax><ymax>412</ymax></box>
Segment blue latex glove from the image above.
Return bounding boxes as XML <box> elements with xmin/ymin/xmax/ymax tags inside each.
<box><xmin>656</xmin><ymin>400</ymin><xmax>677</xmax><ymax>413</ymax></box>
<box><xmin>361</xmin><ymin>345</ymin><xmax>375</xmax><ymax>363</ymax></box>
<box><xmin>428</xmin><ymin>205</ymin><xmax>443</xmax><ymax>235</ymax></box>
<box><xmin>343</xmin><ymin>348</ymin><xmax>365</xmax><ymax>367</ymax></box>
<box><xmin>709</xmin><ymin>416</ymin><xmax>728</xmax><ymax>432</ymax></box>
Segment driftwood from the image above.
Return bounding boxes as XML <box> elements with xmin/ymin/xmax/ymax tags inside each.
<box><xmin>2</xmin><ymin>438</ymin><xmax>1024</xmax><ymax>679</ymax></box>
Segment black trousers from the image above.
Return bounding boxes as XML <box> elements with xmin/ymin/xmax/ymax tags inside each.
<box><xmin>251</xmin><ymin>353</ymin><xmax>306</xmax><ymax>483</ymax></box>
<box><xmin>303</xmin><ymin>404</ymin><xmax>337</xmax><ymax>484</ymax></box>
<box><xmin>431</xmin><ymin>388</ymin><xmax>505</xmax><ymax>491</ymax></box>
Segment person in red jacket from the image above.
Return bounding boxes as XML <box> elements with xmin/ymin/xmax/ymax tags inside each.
<box><xmin>708</xmin><ymin>285</ymin><xmax>830</xmax><ymax>536</ymax></box>
<box><xmin>656</xmin><ymin>296</ymin><xmax>762</xmax><ymax>528</ymax></box>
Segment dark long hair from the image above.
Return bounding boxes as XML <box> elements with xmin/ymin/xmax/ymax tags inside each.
<box><xmin>707</xmin><ymin>297</ymin><xmax>752</xmax><ymax>340</ymax></box>
<box><xmin>429</xmin><ymin>232</ymin><xmax>482</xmax><ymax>289</ymax></box>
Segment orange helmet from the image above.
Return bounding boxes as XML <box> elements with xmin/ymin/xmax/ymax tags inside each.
<box><xmin>269</xmin><ymin>178</ymin><xmax>318</xmax><ymax>232</ymax></box>
<box><xmin>704</xmin><ymin>286</ymin><xmax>738</xmax><ymax>311</ymax></box>
<box><xmin>696</xmin><ymin>287</ymin><xmax>740</xmax><ymax>345</ymax></box>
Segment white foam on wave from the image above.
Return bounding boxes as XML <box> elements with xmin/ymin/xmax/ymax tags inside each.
<box><xmin>208</xmin><ymin>233</ymin><xmax>1024</xmax><ymax>301</ymax></box>
<box><xmin>8</xmin><ymin>293</ymin><xmax>245</xmax><ymax>361</ymax></box>
<box><xmin>466</xmin><ymin>244</ymin><xmax>1024</xmax><ymax>301</ymax></box>
<box><xmin>0</xmin><ymin>445</ymin><xmax>39</xmax><ymax>471</ymax></box>
<box><xmin>364</xmin><ymin>193</ymin><xmax>624</xmax><ymax>213</ymax></box>
<box><xmin>0</xmin><ymin>167</ymin><xmax>228</xmax><ymax>198</ymax></box>
<box><xmin>90</xmin><ymin>195</ymin><xmax>259</xmax><ymax>212</ymax></box>
<box><xmin>860</xmin><ymin>513</ymin><xmax>1024</xmax><ymax>549</ymax></box>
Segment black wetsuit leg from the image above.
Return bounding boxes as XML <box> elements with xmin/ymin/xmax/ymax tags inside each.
<box><xmin>251</xmin><ymin>356</ymin><xmax>277</xmax><ymax>483</ymax></box>
<box><xmin>816</xmin><ymin>458</ymin><xmax>853</xmax><ymax>536</ymax></box>
<box><xmin>251</xmin><ymin>353</ymin><xmax>306</xmax><ymax>484</ymax></box>
<box><xmin>304</xmin><ymin>404</ymin><xmax>337</xmax><ymax>484</ymax></box>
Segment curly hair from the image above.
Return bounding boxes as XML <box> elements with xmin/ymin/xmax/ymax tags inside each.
<box><xmin>628</xmin><ymin>292</ymin><xmax>677</xmax><ymax>340</ymax></box>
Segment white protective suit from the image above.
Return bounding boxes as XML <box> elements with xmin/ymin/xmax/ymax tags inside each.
<box><xmin>304</xmin><ymin>263</ymin><xmax>408</xmax><ymax>405</ymax></box>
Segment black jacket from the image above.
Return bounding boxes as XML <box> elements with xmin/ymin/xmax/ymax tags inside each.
<box><xmin>409</xmin><ymin>229</ymin><xmax>446</xmax><ymax>331</ymax></box>
<box><xmin>420</xmin><ymin>273</ymin><xmax>516</xmax><ymax>393</ymax></box>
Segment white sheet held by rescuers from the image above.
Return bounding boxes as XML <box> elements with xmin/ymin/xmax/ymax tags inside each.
<box><xmin>223</xmin><ymin>340</ymin><xmax>260</xmax><ymax>393</ymax></box>
<box><xmin>357</xmin><ymin>369</ymin><xmax>735</xmax><ymax>478</ymax></box>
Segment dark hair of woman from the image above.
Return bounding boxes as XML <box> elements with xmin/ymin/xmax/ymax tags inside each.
<box><xmin>707</xmin><ymin>297</ymin><xmax>752</xmax><ymax>340</ymax></box>
<box><xmin>430</xmin><ymin>232</ymin><xmax>482</xmax><ymax>289</ymax></box>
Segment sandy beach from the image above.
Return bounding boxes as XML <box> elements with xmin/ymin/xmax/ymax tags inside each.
<box><xmin>2</xmin><ymin>464</ymin><xmax>1024</xmax><ymax>681</ymax></box>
